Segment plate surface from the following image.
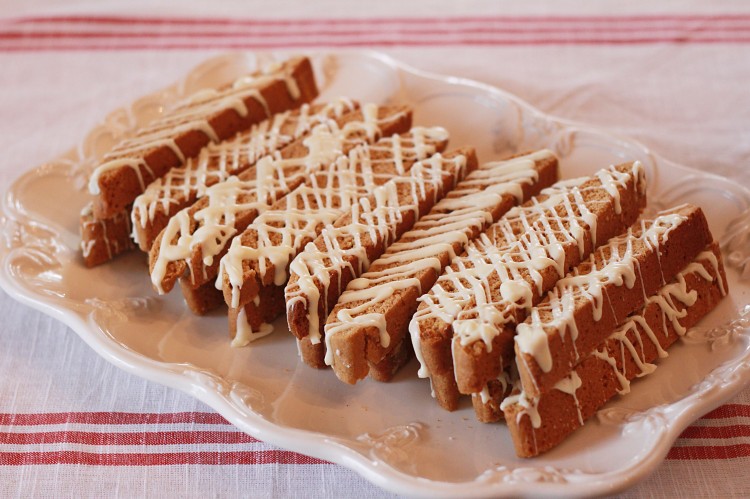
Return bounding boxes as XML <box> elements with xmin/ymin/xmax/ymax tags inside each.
<box><xmin>2</xmin><ymin>51</ymin><xmax>750</xmax><ymax>498</ymax></box>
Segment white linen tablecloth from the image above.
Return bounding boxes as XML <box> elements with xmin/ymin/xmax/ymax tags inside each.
<box><xmin>1</xmin><ymin>1</ymin><xmax>749</xmax><ymax>496</ymax></box>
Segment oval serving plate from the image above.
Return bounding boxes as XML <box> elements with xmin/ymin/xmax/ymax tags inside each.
<box><xmin>1</xmin><ymin>51</ymin><xmax>750</xmax><ymax>498</ymax></box>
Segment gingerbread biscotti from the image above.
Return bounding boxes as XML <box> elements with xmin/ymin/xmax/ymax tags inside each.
<box><xmin>513</xmin><ymin>204</ymin><xmax>713</xmax><ymax>398</ymax></box>
<box><xmin>286</xmin><ymin>148</ymin><xmax>478</xmax><ymax>369</ymax></box>
<box><xmin>409</xmin><ymin>162</ymin><xmax>647</xmax><ymax>412</ymax></box>
<box><xmin>80</xmin><ymin>204</ymin><xmax>135</xmax><ymax>267</ymax></box>
<box><xmin>149</xmin><ymin>104</ymin><xmax>413</xmax><ymax>298</ymax></box>
<box><xmin>324</xmin><ymin>150</ymin><xmax>559</xmax><ymax>384</ymax></box>
<box><xmin>90</xmin><ymin>56</ymin><xmax>317</xmax><ymax>219</ymax></box>
<box><xmin>80</xmin><ymin>56</ymin><xmax>318</xmax><ymax>267</ymax></box>
<box><xmin>219</xmin><ymin>126</ymin><xmax>451</xmax><ymax>346</ymax></box>
<box><xmin>502</xmin><ymin>242</ymin><xmax>727</xmax><ymax>457</ymax></box>
<box><xmin>131</xmin><ymin>99</ymin><xmax>359</xmax><ymax>252</ymax></box>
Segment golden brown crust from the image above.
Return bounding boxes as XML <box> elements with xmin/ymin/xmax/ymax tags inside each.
<box><xmin>91</xmin><ymin>57</ymin><xmax>318</xmax><ymax>219</ymax></box>
<box><xmin>504</xmin><ymin>242</ymin><xmax>727</xmax><ymax>457</ymax></box>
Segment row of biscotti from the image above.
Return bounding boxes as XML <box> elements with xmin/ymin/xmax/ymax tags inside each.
<box><xmin>190</xmin><ymin>145</ymin><xmax>559</xmax><ymax>363</ymax></box>
<box><xmin>81</xmin><ymin>55</ymin><xmax>319</xmax><ymax>267</ymax></box>
<box><xmin>500</xmin><ymin>235</ymin><xmax>727</xmax><ymax>457</ymax></box>
<box><xmin>406</xmin><ymin>158</ymin><xmax>727</xmax><ymax>456</ymax></box>
<box><xmin>286</xmin><ymin>145</ymin><xmax>728</xmax><ymax>458</ymax></box>
<box><xmin>129</xmin><ymin>86</ymin><xmax>564</xmax><ymax>357</ymax></box>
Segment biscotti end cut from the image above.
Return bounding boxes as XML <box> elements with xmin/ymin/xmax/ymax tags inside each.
<box><xmin>80</xmin><ymin>203</ymin><xmax>135</xmax><ymax>267</ymax></box>
<box><xmin>180</xmin><ymin>278</ymin><xmax>226</xmax><ymax>316</ymax></box>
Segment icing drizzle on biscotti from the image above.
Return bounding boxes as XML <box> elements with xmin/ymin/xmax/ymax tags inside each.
<box><xmin>131</xmin><ymin>99</ymin><xmax>358</xmax><ymax>249</ymax></box>
<box><xmin>323</xmin><ymin>152</ymin><xmax>550</xmax><ymax>367</ymax></box>
<box><xmin>501</xmin><ymin>247</ymin><xmax>726</xmax><ymax>431</ymax></box>
<box><xmin>515</xmin><ymin>209</ymin><xmax>722</xmax><ymax>374</ymax></box>
<box><xmin>286</xmin><ymin>152</ymin><xmax>471</xmax><ymax>360</ymax></box>
<box><xmin>88</xmin><ymin>59</ymin><xmax>303</xmax><ymax>197</ymax></box>
<box><xmin>79</xmin><ymin>202</ymin><xmax>134</xmax><ymax>264</ymax></box>
<box><xmin>409</xmin><ymin>162</ymin><xmax>645</xmax><ymax>379</ymax></box>
<box><xmin>220</xmin><ymin>127</ymin><xmax>449</xmax><ymax>317</ymax></box>
<box><xmin>149</xmin><ymin>104</ymin><xmax>406</xmax><ymax>294</ymax></box>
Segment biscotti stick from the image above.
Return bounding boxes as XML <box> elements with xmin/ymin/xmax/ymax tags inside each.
<box><xmin>514</xmin><ymin>204</ymin><xmax>713</xmax><ymax>398</ymax></box>
<box><xmin>220</xmin><ymin>127</ymin><xmax>450</xmax><ymax>346</ymax></box>
<box><xmin>411</xmin><ymin>162</ymin><xmax>647</xmax><ymax>412</ymax></box>
<box><xmin>324</xmin><ymin>150</ymin><xmax>559</xmax><ymax>384</ymax></box>
<box><xmin>286</xmin><ymin>147</ymin><xmax>478</xmax><ymax>369</ymax></box>
<box><xmin>149</xmin><ymin>104</ymin><xmax>413</xmax><ymax>295</ymax></box>
<box><xmin>502</xmin><ymin>242</ymin><xmax>727</xmax><ymax>457</ymax></box>
<box><xmin>89</xmin><ymin>56</ymin><xmax>317</xmax><ymax>219</ymax></box>
<box><xmin>80</xmin><ymin>203</ymin><xmax>134</xmax><ymax>267</ymax></box>
<box><xmin>131</xmin><ymin>99</ymin><xmax>359</xmax><ymax>252</ymax></box>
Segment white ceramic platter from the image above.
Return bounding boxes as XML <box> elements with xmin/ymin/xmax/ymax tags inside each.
<box><xmin>2</xmin><ymin>51</ymin><xmax>750</xmax><ymax>498</ymax></box>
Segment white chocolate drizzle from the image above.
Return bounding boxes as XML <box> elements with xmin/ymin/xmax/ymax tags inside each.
<box><xmin>409</xmin><ymin>162</ymin><xmax>645</xmax><ymax>381</ymax></box>
<box><xmin>89</xmin><ymin>58</ymin><xmax>304</xmax><ymax>198</ymax></box>
<box><xmin>220</xmin><ymin>127</ymin><xmax>449</xmax><ymax>316</ymax></box>
<box><xmin>130</xmin><ymin>99</ymin><xmax>357</xmax><ymax>246</ymax></box>
<box><xmin>504</xmin><ymin>248</ymin><xmax>725</xmax><ymax>429</ymax></box>
<box><xmin>316</xmin><ymin>152</ymin><xmax>550</xmax><ymax>374</ymax></box>
<box><xmin>515</xmin><ymin>209</ymin><xmax>689</xmax><ymax>374</ymax></box>
<box><xmin>149</xmin><ymin>105</ymin><xmax>408</xmax><ymax>294</ymax></box>
<box><xmin>232</xmin><ymin>307</ymin><xmax>274</xmax><ymax>348</ymax></box>
<box><xmin>285</xmin><ymin>152</ymin><xmax>470</xmax><ymax>362</ymax></box>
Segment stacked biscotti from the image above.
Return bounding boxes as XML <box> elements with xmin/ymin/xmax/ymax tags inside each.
<box><xmin>405</xmin><ymin>158</ymin><xmax>727</xmax><ymax>456</ymax></box>
<box><xmin>501</xmin><ymin>206</ymin><xmax>727</xmax><ymax>456</ymax></box>
<box><xmin>322</xmin><ymin>150</ymin><xmax>559</xmax><ymax>383</ymax></box>
<box><xmin>410</xmin><ymin>162</ymin><xmax>647</xmax><ymax>414</ymax></box>
<box><xmin>81</xmin><ymin>56</ymin><xmax>318</xmax><ymax>267</ymax></box>
<box><xmin>130</xmin><ymin>99</ymin><xmax>360</xmax><ymax>252</ymax></box>
<box><xmin>218</xmin><ymin>126</ymin><xmax>453</xmax><ymax>345</ymax></box>
<box><xmin>148</xmin><ymin>103</ymin><xmax>414</xmax><ymax>312</ymax></box>
<box><xmin>286</xmin><ymin>147</ymin><xmax>481</xmax><ymax>368</ymax></box>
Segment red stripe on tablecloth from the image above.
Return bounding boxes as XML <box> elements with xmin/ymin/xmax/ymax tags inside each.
<box><xmin>0</xmin><ymin>430</ymin><xmax>257</xmax><ymax>446</ymax></box>
<box><xmin>679</xmin><ymin>425</ymin><xmax>750</xmax><ymax>439</ymax></box>
<box><xmin>0</xmin><ymin>21</ymin><xmax>750</xmax><ymax>40</ymax></box>
<box><xmin>667</xmin><ymin>444</ymin><xmax>750</xmax><ymax>460</ymax></box>
<box><xmin>0</xmin><ymin>14</ymin><xmax>747</xmax><ymax>51</ymax></box>
<box><xmin>702</xmin><ymin>404</ymin><xmax>750</xmax><ymax>419</ymax></box>
<box><xmin>1</xmin><ymin>37</ymin><xmax>750</xmax><ymax>52</ymax></box>
<box><xmin>0</xmin><ymin>450</ymin><xmax>327</xmax><ymax>465</ymax></box>
<box><xmin>7</xmin><ymin>14</ymin><xmax>750</xmax><ymax>26</ymax></box>
<box><xmin>0</xmin><ymin>412</ymin><xmax>229</xmax><ymax>426</ymax></box>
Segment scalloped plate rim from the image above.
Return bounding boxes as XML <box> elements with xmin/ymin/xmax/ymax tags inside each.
<box><xmin>1</xmin><ymin>49</ymin><xmax>749</xmax><ymax>498</ymax></box>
